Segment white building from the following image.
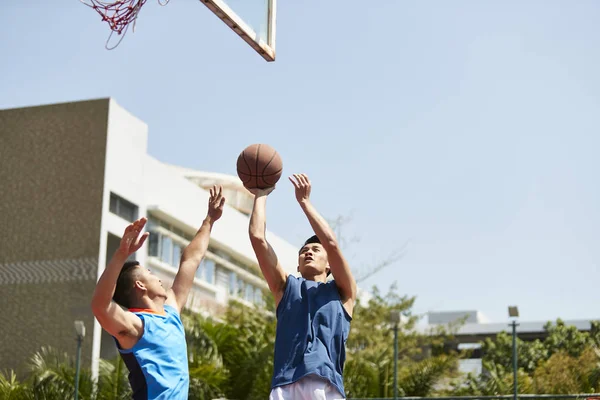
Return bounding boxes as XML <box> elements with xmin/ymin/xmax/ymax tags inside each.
<box><xmin>0</xmin><ymin>98</ymin><xmax>300</xmax><ymax>378</ymax></box>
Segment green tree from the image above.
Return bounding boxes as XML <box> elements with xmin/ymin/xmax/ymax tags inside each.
<box><xmin>183</xmin><ymin>297</ymin><xmax>277</xmax><ymax>400</ymax></box>
<box><xmin>0</xmin><ymin>370</ymin><xmax>33</xmax><ymax>400</ymax></box>
<box><xmin>95</xmin><ymin>358</ymin><xmax>132</xmax><ymax>400</ymax></box>
<box><xmin>0</xmin><ymin>347</ymin><xmax>133</xmax><ymax>400</ymax></box>
<box><xmin>533</xmin><ymin>348</ymin><xmax>599</xmax><ymax>393</ymax></box>
<box><xmin>544</xmin><ymin>319</ymin><xmax>590</xmax><ymax>358</ymax></box>
<box><xmin>344</xmin><ymin>284</ymin><xmax>460</xmax><ymax>398</ymax></box>
<box><xmin>452</xmin><ymin>319</ymin><xmax>600</xmax><ymax>395</ymax></box>
<box><xmin>480</xmin><ymin>333</ymin><xmax>547</xmax><ymax>373</ymax></box>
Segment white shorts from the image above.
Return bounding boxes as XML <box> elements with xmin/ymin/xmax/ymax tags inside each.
<box><xmin>269</xmin><ymin>375</ymin><xmax>345</xmax><ymax>400</ymax></box>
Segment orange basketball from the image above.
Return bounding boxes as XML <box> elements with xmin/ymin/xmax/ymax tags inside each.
<box><xmin>236</xmin><ymin>144</ymin><xmax>283</xmax><ymax>189</ymax></box>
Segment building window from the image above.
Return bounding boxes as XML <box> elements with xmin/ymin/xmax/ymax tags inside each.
<box><xmin>245</xmin><ymin>283</ymin><xmax>254</xmax><ymax>303</ymax></box>
<box><xmin>203</xmin><ymin>259</ymin><xmax>215</xmax><ymax>284</ymax></box>
<box><xmin>172</xmin><ymin>243</ymin><xmax>182</xmax><ymax>265</ymax></box>
<box><xmin>237</xmin><ymin>278</ymin><xmax>245</xmax><ymax>297</ymax></box>
<box><xmin>196</xmin><ymin>261</ymin><xmax>205</xmax><ymax>280</ymax></box>
<box><xmin>109</xmin><ymin>193</ymin><xmax>138</xmax><ymax>221</ymax></box>
<box><xmin>160</xmin><ymin>236</ymin><xmax>173</xmax><ymax>265</ymax></box>
<box><xmin>229</xmin><ymin>272</ymin><xmax>237</xmax><ymax>296</ymax></box>
<box><xmin>148</xmin><ymin>233</ymin><xmax>159</xmax><ymax>257</ymax></box>
<box><xmin>254</xmin><ymin>287</ymin><xmax>263</xmax><ymax>306</ymax></box>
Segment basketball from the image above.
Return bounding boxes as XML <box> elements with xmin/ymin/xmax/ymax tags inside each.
<box><xmin>236</xmin><ymin>144</ymin><xmax>283</xmax><ymax>189</ymax></box>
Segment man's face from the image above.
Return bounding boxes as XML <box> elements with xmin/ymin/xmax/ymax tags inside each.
<box><xmin>298</xmin><ymin>243</ymin><xmax>329</xmax><ymax>277</ymax></box>
<box><xmin>136</xmin><ymin>267</ymin><xmax>167</xmax><ymax>298</ymax></box>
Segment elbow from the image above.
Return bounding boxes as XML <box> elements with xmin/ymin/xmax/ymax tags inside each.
<box><xmin>249</xmin><ymin>235</ymin><xmax>267</xmax><ymax>248</ymax></box>
<box><xmin>324</xmin><ymin>239</ymin><xmax>339</xmax><ymax>251</ymax></box>
<box><xmin>249</xmin><ymin>227</ymin><xmax>266</xmax><ymax>243</ymax></box>
<box><xmin>91</xmin><ymin>298</ymin><xmax>103</xmax><ymax>318</ymax></box>
<box><xmin>90</xmin><ymin>291</ymin><xmax>109</xmax><ymax>317</ymax></box>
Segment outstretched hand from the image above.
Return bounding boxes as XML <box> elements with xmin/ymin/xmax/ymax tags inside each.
<box><xmin>289</xmin><ymin>174</ymin><xmax>311</xmax><ymax>205</ymax></box>
<box><xmin>207</xmin><ymin>185</ymin><xmax>226</xmax><ymax>221</ymax></box>
<box><xmin>119</xmin><ymin>217</ymin><xmax>149</xmax><ymax>256</ymax></box>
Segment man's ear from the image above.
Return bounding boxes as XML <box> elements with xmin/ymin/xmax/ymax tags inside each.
<box><xmin>135</xmin><ymin>280</ymin><xmax>146</xmax><ymax>292</ymax></box>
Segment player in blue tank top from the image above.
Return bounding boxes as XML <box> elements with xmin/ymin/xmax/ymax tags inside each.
<box><xmin>91</xmin><ymin>186</ymin><xmax>226</xmax><ymax>400</ymax></box>
<box><xmin>248</xmin><ymin>173</ymin><xmax>357</xmax><ymax>400</ymax></box>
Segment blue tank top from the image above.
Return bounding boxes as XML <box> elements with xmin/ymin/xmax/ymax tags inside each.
<box><xmin>116</xmin><ymin>305</ymin><xmax>189</xmax><ymax>400</ymax></box>
<box><xmin>272</xmin><ymin>275</ymin><xmax>352</xmax><ymax>397</ymax></box>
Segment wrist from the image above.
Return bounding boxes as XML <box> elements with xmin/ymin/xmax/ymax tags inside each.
<box><xmin>112</xmin><ymin>248</ymin><xmax>130</xmax><ymax>265</ymax></box>
<box><xmin>204</xmin><ymin>215</ymin><xmax>216</xmax><ymax>225</ymax></box>
<box><xmin>299</xmin><ymin>200</ymin><xmax>311</xmax><ymax>210</ymax></box>
<box><xmin>254</xmin><ymin>192</ymin><xmax>268</xmax><ymax>200</ymax></box>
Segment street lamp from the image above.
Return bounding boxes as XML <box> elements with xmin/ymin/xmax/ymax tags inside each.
<box><xmin>74</xmin><ymin>321</ymin><xmax>86</xmax><ymax>400</ymax></box>
<box><xmin>390</xmin><ymin>311</ymin><xmax>407</xmax><ymax>400</ymax></box>
<box><xmin>508</xmin><ymin>306</ymin><xmax>519</xmax><ymax>400</ymax></box>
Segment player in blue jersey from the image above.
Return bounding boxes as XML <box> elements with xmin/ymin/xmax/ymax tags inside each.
<box><xmin>91</xmin><ymin>185</ymin><xmax>225</xmax><ymax>400</ymax></box>
<box><xmin>248</xmin><ymin>174</ymin><xmax>357</xmax><ymax>400</ymax></box>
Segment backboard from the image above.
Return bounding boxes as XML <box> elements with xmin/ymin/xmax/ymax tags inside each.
<box><xmin>82</xmin><ymin>0</ymin><xmax>277</xmax><ymax>61</ymax></box>
<box><xmin>201</xmin><ymin>0</ymin><xmax>277</xmax><ymax>62</ymax></box>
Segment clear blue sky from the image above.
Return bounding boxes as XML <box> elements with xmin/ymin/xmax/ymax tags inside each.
<box><xmin>1</xmin><ymin>1</ymin><xmax>598</xmax><ymax>323</ymax></box>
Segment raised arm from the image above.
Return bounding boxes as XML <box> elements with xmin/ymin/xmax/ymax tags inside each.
<box><xmin>248</xmin><ymin>187</ymin><xmax>288</xmax><ymax>306</ymax></box>
<box><xmin>290</xmin><ymin>174</ymin><xmax>357</xmax><ymax>312</ymax></box>
<box><xmin>167</xmin><ymin>185</ymin><xmax>225</xmax><ymax>313</ymax></box>
<box><xmin>91</xmin><ymin>218</ymin><xmax>148</xmax><ymax>340</ymax></box>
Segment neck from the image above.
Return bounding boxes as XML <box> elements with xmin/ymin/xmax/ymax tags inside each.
<box><xmin>301</xmin><ymin>271</ymin><xmax>328</xmax><ymax>283</ymax></box>
<box><xmin>130</xmin><ymin>295</ymin><xmax>166</xmax><ymax>312</ymax></box>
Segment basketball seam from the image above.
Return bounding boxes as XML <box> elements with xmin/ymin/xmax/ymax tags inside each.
<box><xmin>261</xmin><ymin>151</ymin><xmax>277</xmax><ymax>175</ymax></box>
<box><xmin>240</xmin><ymin>151</ymin><xmax>255</xmax><ymax>186</ymax></box>
<box><xmin>241</xmin><ymin>151</ymin><xmax>252</xmax><ymax>174</ymax></box>
<box><xmin>255</xmin><ymin>144</ymin><xmax>260</xmax><ymax>184</ymax></box>
<box><xmin>238</xmin><ymin>169</ymin><xmax>282</xmax><ymax>178</ymax></box>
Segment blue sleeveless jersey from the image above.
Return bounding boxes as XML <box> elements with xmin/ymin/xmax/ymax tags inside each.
<box><xmin>272</xmin><ymin>275</ymin><xmax>352</xmax><ymax>397</ymax></box>
<box><xmin>117</xmin><ymin>305</ymin><xmax>189</xmax><ymax>400</ymax></box>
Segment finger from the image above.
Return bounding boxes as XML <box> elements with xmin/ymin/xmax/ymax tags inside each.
<box><xmin>219</xmin><ymin>197</ymin><xmax>225</xmax><ymax>208</ymax></box>
<box><xmin>133</xmin><ymin>232</ymin><xmax>149</xmax><ymax>251</ymax></box>
<box><xmin>218</xmin><ymin>185</ymin><xmax>223</xmax><ymax>198</ymax></box>
<box><xmin>289</xmin><ymin>176</ymin><xmax>299</xmax><ymax>188</ymax></box>
<box><xmin>294</xmin><ymin>174</ymin><xmax>303</xmax><ymax>186</ymax></box>
<box><xmin>210</xmin><ymin>186</ymin><xmax>215</xmax><ymax>198</ymax></box>
<box><xmin>296</xmin><ymin>174</ymin><xmax>307</xmax><ymax>187</ymax></box>
<box><xmin>303</xmin><ymin>174</ymin><xmax>311</xmax><ymax>187</ymax></box>
<box><xmin>302</xmin><ymin>174</ymin><xmax>310</xmax><ymax>186</ymax></box>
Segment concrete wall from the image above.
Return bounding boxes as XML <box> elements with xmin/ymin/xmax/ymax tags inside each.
<box><xmin>0</xmin><ymin>99</ymin><xmax>110</xmax><ymax>374</ymax></box>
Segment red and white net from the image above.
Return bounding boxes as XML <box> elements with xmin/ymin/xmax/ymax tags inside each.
<box><xmin>81</xmin><ymin>0</ymin><xmax>169</xmax><ymax>49</ymax></box>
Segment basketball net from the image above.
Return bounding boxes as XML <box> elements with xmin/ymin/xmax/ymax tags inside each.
<box><xmin>80</xmin><ymin>0</ymin><xmax>170</xmax><ymax>49</ymax></box>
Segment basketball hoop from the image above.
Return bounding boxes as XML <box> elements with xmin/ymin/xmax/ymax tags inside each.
<box><xmin>80</xmin><ymin>0</ymin><xmax>169</xmax><ymax>49</ymax></box>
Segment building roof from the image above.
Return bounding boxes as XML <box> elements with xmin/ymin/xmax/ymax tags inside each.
<box><xmin>421</xmin><ymin>310</ymin><xmax>597</xmax><ymax>343</ymax></box>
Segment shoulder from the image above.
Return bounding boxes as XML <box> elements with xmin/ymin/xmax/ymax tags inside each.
<box><xmin>324</xmin><ymin>279</ymin><xmax>345</xmax><ymax>298</ymax></box>
<box><xmin>163</xmin><ymin>305</ymin><xmax>182</xmax><ymax>320</ymax></box>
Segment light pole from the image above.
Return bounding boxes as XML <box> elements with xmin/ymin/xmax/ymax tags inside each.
<box><xmin>508</xmin><ymin>306</ymin><xmax>519</xmax><ymax>400</ymax></box>
<box><xmin>390</xmin><ymin>311</ymin><xmax>406</xmax><ymax>400</ymax></box>
<box><xmin>74</xmin><ymin>321</ymin><xmax>86</xmax><ymax>400</ymax></box>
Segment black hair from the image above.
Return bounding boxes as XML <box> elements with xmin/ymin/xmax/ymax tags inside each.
<box><xmin>113</xmin><ymin>261</ymin><xmax>141</xmax><ymax>309</ymax></box>
<box><xmin>299</xmin><ymin>235</ymin><xmax>321</xmax><ymax>253</ymax></box>
<box><xmin>299</xmin><ymin>235</ymin><xmax>331</xmax><ymax>277</ymax></box>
